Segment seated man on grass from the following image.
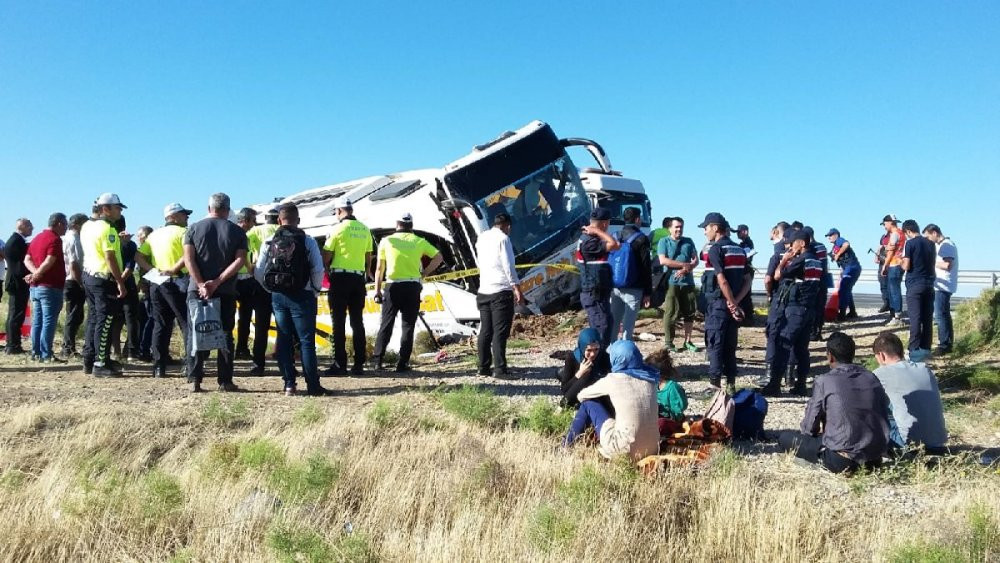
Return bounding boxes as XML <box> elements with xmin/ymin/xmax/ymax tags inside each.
<box><xmin>778</xmin><ymin>332</ymin><xmax>890</xmax><ymax>474</ymax></box>
<box><xmin>872</xmin><ymin>331</ymin><xmax>948</xmax><ymax>454</ymax></box>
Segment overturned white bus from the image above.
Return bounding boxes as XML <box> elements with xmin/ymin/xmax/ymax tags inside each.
<box><xmin>259</xmin><ymin>121</ymin><xmax>651</xmax><ymax>349</ymax></box>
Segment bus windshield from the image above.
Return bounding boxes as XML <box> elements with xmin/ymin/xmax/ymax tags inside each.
<box><xmin>478</xmin><ymin>157</ymin><xmax>589</xmax><ymax>261</ymax></box>
<box><xmin>443</xmin><ymin>123</ymin><xmax>591</xmax><ymax>263</ymax></box>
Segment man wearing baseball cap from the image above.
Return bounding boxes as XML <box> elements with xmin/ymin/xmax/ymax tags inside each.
<box><xmin>136</xmin><ymin>202</ymin><xmax>192</xmax><ymax>378</ymax></box>
<box><xmin>880</xmin><ymin>214</ymin><xmax>905</xmax><ymax>326</ymax></box>
<box><xmin>698</xmin><ymin>212</ymin><xmax>750</xmax><ymax>392</ymax></box>
<box><xmin>79</xmin><ymin>193</ymin><xmax>128</xmax><ymax>376</ymax></box>
<box><xmin>322</xmin><ymin>197</ymin><xmax>374</xmax><ymax>376</ymax></box>
<box><xmin>371</xmin><ymin>212</ymin><xmax>443</xmax><ymax>373</ymax></box>
<box><xmin>576</xmin><ymin>207</ymin><xmax>621</xmax><ymax>347</ymax></box>
<box><xmin>825</xmin><ymin>228</ymin><xmax>862</xmax><ymax>321</ymax></box>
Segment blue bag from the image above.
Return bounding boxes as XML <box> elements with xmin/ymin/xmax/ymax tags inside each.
<box><xmin>731</xmin><ymin>388</ymin><xmax>768</xmax><ymax>440</ymax></box>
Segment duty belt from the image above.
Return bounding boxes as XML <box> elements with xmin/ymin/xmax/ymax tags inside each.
<box><xmin>386</xmin><ymin>278</ymin><xmax>420</xmax><ymax>284</ymax></box>
<box><xmin>331</xmin><ymin>268</ymin><xmax>365</xmax><ymax>275</ymax></box>
<box><xmin>85</xmin><ymin>271</ymin><xmax>112</xmax><ymax>280</ymax></box>
<box><xmin>237</xmin><ymin>273</ymin><xmax>253</xmax><ymax>280</ymax></box>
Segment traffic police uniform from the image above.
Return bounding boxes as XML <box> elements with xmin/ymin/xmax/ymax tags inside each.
<box><xmin>245</xmin><ymin>220</ymin><xmax>279</xmax><ymax>371</ymax></box>
<box><xmin>699</xmin><ymin>213</ymin><xmax>748</xmax><ymax>388</ymax></box>
<box><xmin>80</xmin><ymin>197</ymin><xmax>127</xmax><ymax>374</ymax></box>
<box><xmin>138</xmin><ymin>207</ymin><xmax>190</xmax><ymax>376</ymax></box>
<box><xmin>323</xmin><ymin>202</ymin><xmax>373</xmax><ymax>374</ymax></box>
<box><xmin>763</xmin><ymin>230</ymin><xmax>821</xmax><ymax>395</ymax></box>
<box><xmin>372</xmin><ymin>214</ymin><xmax>439</xmax><ymax>371</ymax></box>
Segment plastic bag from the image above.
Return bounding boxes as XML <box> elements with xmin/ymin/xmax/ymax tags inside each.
<box><xmin>190</xmin><ymin>298</ymin><xmax>227</xmax><ymax>354</ymax></box>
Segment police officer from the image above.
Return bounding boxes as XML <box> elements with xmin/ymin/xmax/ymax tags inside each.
<box><xmin>322</xmin><ymin>197</ymin><xmax>373</xmax><ymax>376</ymax></box>
<box><xmin>234</xmin><ymin>207</ymin><xmax>259</xmax><ymax>363</ymax></box>
<box><xmin>802</xmin><ymin>226</ymin><xmax>829</xmax><ymax>341</ymax></box>
<box><xmin>760</xmin><ymin>228</ymin><xmax>792</xmax><ymax>386</ymax></box>
<box><xmin>761</xmin><ymin>230</ymin><xmax>821</xmax><ymax>396</ymax></box>
<box><xmin>244</xmin><ymin>208</ymin><xmax>280</xmax><ymax>374</ymax></box>
<box><xmin>576</xmin><ymin>207</ymin><xmax>621</xmax><ymax>347</ymax></box>
<box><xmin>136</xmin><ymin>202</ymin><xmax>192</xmax><ymax>378</ymax></box>
<box><xmin>80</xmin><ymin>193</ymin><xmax>128</xmax><ymax>377</ymax></box>
<box><xmin>372</xmin><ymin>212</ymin><xmax>443</xmax><ymax>373</ymax></box>
<box><xmin>698</xmin><ymin>212</ymin><xmax>750</xmax><ymax>391</ymax></box>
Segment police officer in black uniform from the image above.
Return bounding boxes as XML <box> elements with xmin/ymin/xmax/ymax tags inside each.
<box><xmin>699</xmin><ymin>213</ymin><xmax>750</xmax><ymax>391</ymax></box>
<box><xmin>576</xmin><ymin>207</ymin><xmax>621</xmax><ymax>347</ymax></box>
<box><xmin>761</xmin><ymin>230</ymin><xmax>821</xmax><ymax>396</ymax></box>
<box><xmin>802</xmin><ymin>226</ymin><xmax>829</xmax><ymax>341</ymax></box>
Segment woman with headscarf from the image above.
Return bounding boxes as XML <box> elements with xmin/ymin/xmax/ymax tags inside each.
<box><xmin>558</xmin><ymin>328</ymin><xmax>612</xmax><ymax>408</ymax></box>
<box><xmin>562</xmin><ymin>340</ymin><xmax>660</xmax><ymax>461</ymax></box>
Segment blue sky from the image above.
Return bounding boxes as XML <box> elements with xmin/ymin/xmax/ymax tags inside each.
<box><xmin>2</xmin><ymin>2</ymin><xmax>998</xmax><ymax>276</ymax></box>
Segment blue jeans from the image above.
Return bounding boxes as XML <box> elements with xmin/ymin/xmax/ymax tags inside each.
<box><xmin>272</xmin><ymin>289</ymin><xmax>320</xmax><ymax>392</ymax></box>
<box><xmin>563</xmin><ymin>399</ymin><xmax>612</xmax><ymax>446</ymax></box>
<box><xmin>838</xmin><ymin>265</ymin><xmax>861</xmax><ymax>312</ymax></box>
<box><xmin>886</xmin><ymin>266</ymin><xmax>903</xmax><ymax>314</ymax></box>
<box><xmin>610</xmin><ymin>287</ymin><xmax>643</xmax><ymax>341</ymax></box>
<box><xmin>934</xmin><ymin>290</ymin><xmax>953</xmax><ymax>350</ymax></box>
<box><xmin>30</xmin><ymin>286</ymin><xmax>64</xmax><ymax>360</ymax></box>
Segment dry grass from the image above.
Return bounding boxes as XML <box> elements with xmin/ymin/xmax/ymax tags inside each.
<box><xmin>1</xmin><ymin>391</ymin><xmax>998</xmax><ymax>562</ymax></box>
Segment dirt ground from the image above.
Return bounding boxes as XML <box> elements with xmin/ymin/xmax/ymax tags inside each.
<box><xmin>1</xmin><ymin>306</ymin><xmax>997</xmax><ymax>453</ymax></box>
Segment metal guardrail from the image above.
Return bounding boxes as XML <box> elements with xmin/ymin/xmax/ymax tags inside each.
<box><xmin>687</xmin><ymin>268</ymin><xmax>999</xmax><ymax>289</ymax></box>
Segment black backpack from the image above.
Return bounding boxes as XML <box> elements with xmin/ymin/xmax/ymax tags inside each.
<box><xmin>262</xmin><ymin>226</ymin><xmax>310</xmax><ymax>294</ymax></box>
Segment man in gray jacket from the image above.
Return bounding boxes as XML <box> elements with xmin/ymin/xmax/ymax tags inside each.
<box><xmin>779</xmin><ymin>332</ymin><xmax>891</xmax><ymax>474</ymax></box>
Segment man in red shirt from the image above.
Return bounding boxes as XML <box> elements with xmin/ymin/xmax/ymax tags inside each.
<box><xmin>24</xmin><ymin>213</ymin><xmax>68</xmax><ymax>362</ymax></box>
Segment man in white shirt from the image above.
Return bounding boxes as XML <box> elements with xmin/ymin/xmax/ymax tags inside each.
<box><xmin>255</xmin><ymin>203</ymin><xmax>331</xmax><ymax>397</ymax></box>
<box><xmin>921</xmin><ymin>224</ymin><xmax>958</xmax><ymax>355</ymax></box>
<box><xmin>872</xmin><ymin>331</ymin><xmax>948</xmax><ymax>453</ymax></box>
<box><xmin>475</xmin><ymin>213</ymin><xmax>524</xmax><ymax>379</ymax></box>
<box><xmin>61</xmin><ymin>214</ymin><xmax>88</xmax><ymax>357</ymax></box>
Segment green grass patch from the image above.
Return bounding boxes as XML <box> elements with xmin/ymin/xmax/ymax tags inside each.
<box><xmin>293</xmin><ymin>400</ymin><xmax>325</xmax><ymax>427</ymax></box>
<box><xmin>888</xmin><ymin>502</ymin><xmax>1000</xmax><ymax>562</ymax></box>
<box><xmin>953</xmin><ymin>289</ymin><xmax>1000</xmax><ymax>357</ymax></box>
<box><xmin>366</xmin><ymin>400</ymin><xmax>412</xmax><ymax>430</ymax></box>
<box><xmin>557</xmin><ymin>465</ymin><xmax>607</xmax><ymax>512</ymax></box>
<box><xmin>237</xmin><ymin>438</ymin><xmax>287</xmax><ymax>470</ymax></box>
<box><xmin>0</xmin><ymin>468</ymin><xmax>29</xmax><ymax>490</ymax></box>
<box><xmin>268</xmin><ymin>525</ymin><xmax>334</xmax><ymax>563</ymax></box>
<box><xmin>138</xmin><ymin>470</ymin><xmax>184</xmax><ymax>520</ymax></box>
<box><xmin>939</xmin><ymin>365</ymin><xmax>1000</xmax><ymax>393</ymax></box>
<box><xmin>202</xmin><ymin>397</ymin><xmax>251</xmax><ymax>428</ymax></box>
<box><xmin>707</xmin><ymin>446</ymin><xmax>742</xmax><ymax>478</ymax></box>
<box><xmin>435</xmin><ymin>385</ymin><xmax>512</xmax><ymax>428</ymax></box>
<box><xmin>516</xmin><ymin>398</ymin><xmax>574</xmax><ymax>437</ymax></box>
<box><xmin>508</xmin><ymin>339</ymin><xmax>533</xmax><ymax>349</ymax></box>
<box><xmin>269</xmin><ymin>453</ymin><xmax>339</xmax><ymax>502</ymax></box>
<box><xmin>526</xmin><ymin>503</ymin><xmax>577</xmax><ymax>553</ymax></box>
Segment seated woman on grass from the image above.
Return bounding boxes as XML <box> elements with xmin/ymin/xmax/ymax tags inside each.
<box><xmin>558</xmin><ymin>328</ymin><xmax>612</xmax><ymax>409</ymax></box>
<box><xmin>562</xmin><ymin>340</ymin><xmax>660</xmax><ymax>461</ymax></box>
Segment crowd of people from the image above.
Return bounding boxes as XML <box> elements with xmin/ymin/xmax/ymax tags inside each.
<box><xmin>0</xmin><ymin>197</ymin><xmax>959</xmax><ymax>473</ymax></box>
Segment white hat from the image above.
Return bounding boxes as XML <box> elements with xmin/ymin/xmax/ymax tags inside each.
<box><xmin>95</xmin><ymin>193</ymin><xmax>127</xmax><ymax>209</ymax></box>
<box><xmin>163</xmin><ymin>203</ymin><xmax>193</xmax><ymax>218</ymax></box>
<box><xmin>400</xmin><ymin>212</ymin><xmax>413</xmax><ymax>223</ymax></box>
<box><xmin>332</xmin><ymin>197</ymin><xmax>352</xmax><ymax>209</ymax></box>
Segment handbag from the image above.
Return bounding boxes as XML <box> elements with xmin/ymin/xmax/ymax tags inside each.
<box><xmin>189</xmin><ymin>298</ymin><xmax>227</xmax><ymax>354</ymax></box>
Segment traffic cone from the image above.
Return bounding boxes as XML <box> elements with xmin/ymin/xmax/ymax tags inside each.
<box><xmin>21</xmin><ymin>303</ymin><xmax>32</xmax><ymax>337</ymax></box>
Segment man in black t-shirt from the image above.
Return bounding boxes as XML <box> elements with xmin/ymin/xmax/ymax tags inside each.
<box><xmin>183</xmin><ymin>193</ymin><xmax>249</xmax><ymax>393</ymax></box>
<box><xmin>901</xmin><ymin>219</ymin><xmax>936</xmax><ymax>361</ymax></box>
<box><xmin>575</xmin><ymin>208</ymin><xmax>621</xmax><ymax>347</ymax></box>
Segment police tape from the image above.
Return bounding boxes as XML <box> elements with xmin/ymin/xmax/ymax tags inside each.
<box><xmin>340</xmin><ymin>262</ymin><xmax>581</xmax><ymax>293</ymax></box>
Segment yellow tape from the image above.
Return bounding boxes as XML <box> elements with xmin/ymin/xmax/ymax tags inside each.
<box><xmin>336</xmin><ymin>262</ymin><xmax>581</xmax><ymax>293</ymax></box>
